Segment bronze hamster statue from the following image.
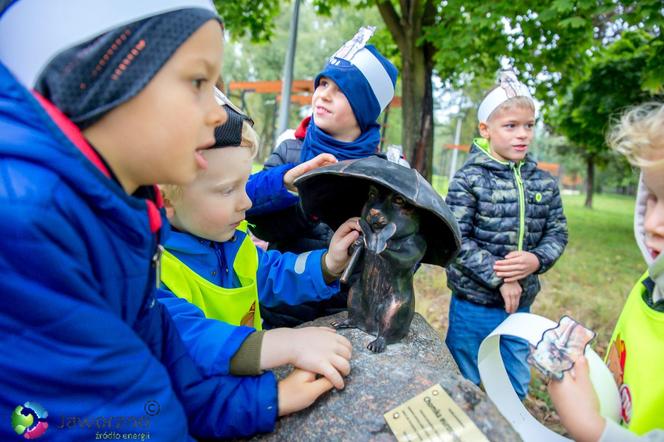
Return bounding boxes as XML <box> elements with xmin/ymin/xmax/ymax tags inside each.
<box><xmin>294</xmin><ymin>156</ymin><xmax>461</xmax><ymax>353</ymax></box>
<box><xmin>333</xmin><ymin>184</ymin><xmax>427</xmax><ymax>352</ymax></box>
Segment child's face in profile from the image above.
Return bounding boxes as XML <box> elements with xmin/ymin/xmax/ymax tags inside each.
<box><xmin>480</xmin><ymin>105</ymin><xmax>535</xmax><ymax>163</ymax></box>
<box><xmin>170</xmin><ymin>147</ymin><xmax>253</xmax><ymax>243</ymax></box>
<box><xmin>312</xmin><ymin>76</ymin><xmax>360</xmax><ymax>142</ymax></box>
<box><xmin>83</xmin><ymin>21</ymin><xmax>226</xmax><ymax>193</ymax></box>
<box><xmin>643</xmin><ymin>161</ymin><xmax>664</xmax><ymax>260</ymax></box>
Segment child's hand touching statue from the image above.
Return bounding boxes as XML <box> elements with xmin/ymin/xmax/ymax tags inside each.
<box><xmin>283</xmin><ymin>153</ymin><xmax>337</xmax><ymax>192</ymax></box>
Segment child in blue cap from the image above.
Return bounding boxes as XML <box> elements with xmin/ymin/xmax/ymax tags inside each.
<box><xmin>248</xmin><ymin>27</ymin><xmax>399</xmax><ymax>328</ymax></box>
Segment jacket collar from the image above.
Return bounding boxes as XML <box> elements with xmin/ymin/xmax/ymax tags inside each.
<box><xmin>166</xmin><ymin>229</ymin><xmax>214</xmax><ymax>255</ymax></box>
<box><xmin>467</xmin><ymin>138</ymin><xmax>537</xmax><ymax>172</ymax></box>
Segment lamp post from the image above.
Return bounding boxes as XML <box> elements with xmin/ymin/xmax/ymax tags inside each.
<box><xmin>276</xmin><ymin>0</ymin><xmax>301</xmax><ymax>136</ymax></box>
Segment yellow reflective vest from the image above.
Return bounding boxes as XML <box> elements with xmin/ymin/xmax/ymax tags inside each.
<box><xmin>606</xmin><ymin>271</ymin><xmax>664</xmax><ymax>434</ymax></box>
<box><xmin>160</xmin><ymin>222</ymin><xmax>262</xmax><ymax>330</ymax></box>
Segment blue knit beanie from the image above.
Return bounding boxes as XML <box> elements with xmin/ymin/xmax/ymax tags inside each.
<box><xmin>315</xmin><ymin>39</ymin><xmax>397</xmax><ymax>133</ymax></box>
<box><xmin>34</xmin><ymin>8</ymin><xmax>220</xmax><ymax>129</ymax></box>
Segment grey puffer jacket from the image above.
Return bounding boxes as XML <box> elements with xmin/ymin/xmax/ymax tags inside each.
<box><xmin>445</xmin><ymin>139</ymin><xmax>568</xmax><ymax>308</ymax></box>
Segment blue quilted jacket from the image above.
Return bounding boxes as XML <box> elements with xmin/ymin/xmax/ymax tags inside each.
<box><xmin>445</xmin><ymin>139</ymin><xmax>568</xmax><ymax>308</ymax></box>
<box><xmin>0</xmin><ymin>61</ymin><xmax>277</xmax><ymax>441</ymax></box>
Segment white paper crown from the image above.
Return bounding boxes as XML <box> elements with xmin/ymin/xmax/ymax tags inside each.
<box><xmin>0</xmin><ymin>0</ymin><xmax>216</xmax><ymax>88</ymax></box>
<box><xmin>477</xmin><ymin>70</ymin><xmax>533</xmax><ymax>123</ymax></box>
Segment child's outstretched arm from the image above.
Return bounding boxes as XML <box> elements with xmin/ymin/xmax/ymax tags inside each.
<box><xmin>246</xmin><ymin>164</ymin><xmax>299</xmax><ymax>216</ymax></box>
<box><xmin>158</xmin><ymin>289</ymin><xmax>352</xmax><ymax>388</ymax></box>
<box><xmin>157</xmin><ymin>290</ymin><xmax>258</xmax><ymax>376</ymax></box>
<box><xmin>278</xmin><ymin>369</ymin><xmax>334</xmax><ymax>416</ymax></box>
<box><xmin>262</xmin><ymin>327</ymin><xmax>352</xmax><ymax>389</ymax></box>
<box><xmin>548</xmin><ymin>356</ymin><xmax>605</xmax><ymax>442</ymax></box>
<box><xmin>246</xmin><ymin>153</ymin><xmax>337</xmax><ymax>217</ymax></box>
<box><xmin>550</xmin><ymin>355</ymin><xmax>664</xmax><ymax>441</ymax></box>
<box><xmin>255</xmin><ymin>217</ymin><xmax>360</xmax><ymax>309</ymax></box>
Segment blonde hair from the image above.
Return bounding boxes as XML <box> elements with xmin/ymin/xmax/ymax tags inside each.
<box><xmin>490</xmin><ymin>97</ymin><xmax>535</xmax><ymax>121</ymax></box>
<box><xmin>240</xmin><ymin>120</ymin><xmax>259</xmax><ymax>160</ymax></box>
<box><xmin>161</xmin><ymin>120</ymin><xmax>259</xmax><ymax>203</ymax></box>
<box><xmin>607</xmin><ymin>102</ymin><xmax>664</xmax><ymax>168</ymax></box>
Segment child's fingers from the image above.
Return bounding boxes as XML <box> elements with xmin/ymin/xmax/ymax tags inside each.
<box><xmin>573</xmin><ymin>356</ymin><xmax>590</xmax><ymax>381</ymax></box>
<box><xmin>318</xmin><ymin>362</ymin><xmax>345</xmax><ymax>389</ymax></box>
<box><xmin>334</xmin><ymin>230</ymin><xmax>360</xmax><ymax>252</ymax></box>
<box><xmin>307</xmin><ymin>375</ymin><xmax>335</xmax><ymax>398</ymax></box>
<box><xmin>494</xmin><ymin>261</ymin><xmax>523</xmax><ymax>271</ymax></box>
<box><xmin>342</xmin><ymin>228</ymin><xmax>361</xmax><ymax>243</ymax></box>
<box><xmin>340</xmin><ymin>217</ymin><xmax>361</xmax><ymax>234</ymax></box>
<box><xmin>336</xmin><ymin>340</ymin><xmax>352</xmax><ymax>360</ymax></box>
<box><xmin>290</xmin><ymin>367</ymin><xmax>314</xmax><ymax>381</ymax></box>
<box><xmin>495</xmin><ymin>268</ymin><xmax>524</xmax><ymax>277</ymax></box>
<box><xmin>505</xmin><ymin>292</ymin><xmax>518</xmax><ymax>313</ymax></box>
<box><xmin>315</xmin><ymin>328</ymin><xmax>352</xmax><ymax>357</ymax></box>
<box><xmin>330</xmin><ymin>354</ymin><xmax>351</xmax><ymax>377</ymax></box>
<box><xmin>285</xmin><ymin>154</ymin><xmax>338</xmax><ymax>183</ymax></box>
<box><xmin>312</xmin><ymin>153</ymin><xmax>338</xmax><ymax>165</ymax></box>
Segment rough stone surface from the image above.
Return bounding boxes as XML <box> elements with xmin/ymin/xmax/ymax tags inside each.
<box><xmin>248</xmin><ymin>312</ymin><xmax>520</xmax><ymax>442</ymax></box>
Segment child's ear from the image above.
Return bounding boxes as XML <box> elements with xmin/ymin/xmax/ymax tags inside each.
<box><xmin>478</xmin><ymin>122</ymin><xmax>490</xmax><ymax>139</ymax></box>
<box><xmin>163</xmin><ymin>201</ymin><xmax>175</xmax><ymax>220</ymax></box>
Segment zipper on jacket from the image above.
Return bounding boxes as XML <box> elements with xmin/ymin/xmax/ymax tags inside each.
<box><xmin>153</xmin><ymin>244</ymin><xmax>164</xmax><ymax>289</ymax></box>
<box><xmin>512</xmin><ymin>162</ymin><xmax>526</xmax><ymax>251</ymax></box>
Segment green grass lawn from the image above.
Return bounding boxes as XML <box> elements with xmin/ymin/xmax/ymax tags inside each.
<box><xmin>530</xmin><ymin>193</ymin><xmax>644</xmax><ymax>352</ymax></box>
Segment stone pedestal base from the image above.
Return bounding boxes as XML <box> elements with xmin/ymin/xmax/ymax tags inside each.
<box><xmin>249</xmin><ymin>312</ymin><xmax>520</xmax><ymax>441</ymax></box>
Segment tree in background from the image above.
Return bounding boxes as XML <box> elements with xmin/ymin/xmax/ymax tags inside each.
<box><xmin>551</xmin><ymin>30</ymin><xmax>662</xmax><ymax>208</ymax></box>
<box><xmin>215</xmin><ymin>0</ymin><xmax>663</xmax><ymax>182</ymax></box>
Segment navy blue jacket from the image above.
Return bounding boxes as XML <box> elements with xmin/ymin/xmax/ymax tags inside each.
<box><xmin>445</xmin><ymin>139</ymin><xmax>568</xmax><ymax>308</ymax></box>
<box><xmin>0</xmin><ymin>62</ymin><xmax>276</xmax><ymax>440</ymax></box>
